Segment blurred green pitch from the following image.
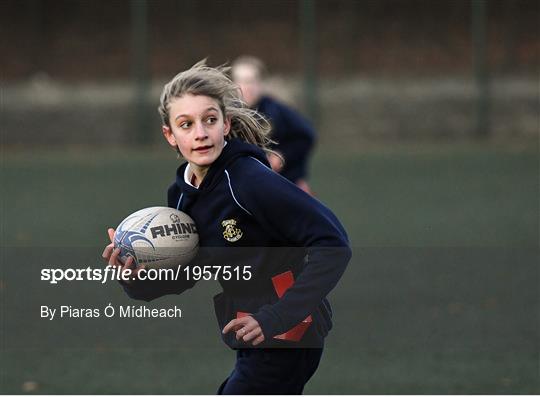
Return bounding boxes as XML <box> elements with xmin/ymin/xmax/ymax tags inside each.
<box><xmin>1</xmin><ymin>146</ymin><xmax>538</xmax><ymax>393</ymax></box>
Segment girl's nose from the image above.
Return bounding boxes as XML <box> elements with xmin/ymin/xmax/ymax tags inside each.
<box><xmin>194</xmin><ymin>121</ymin><xmax>208</xmax><ymax>139</ymax></box>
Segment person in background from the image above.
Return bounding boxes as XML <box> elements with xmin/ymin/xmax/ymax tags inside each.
<box><xmin>231</xmin><ymin>55</ymin><xmax>316</xmax><ymax>194</ymax></box>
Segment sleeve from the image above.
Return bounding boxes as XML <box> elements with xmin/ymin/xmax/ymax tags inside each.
<box><xmin>269</xmin><ymin>102</ymin><xmax>316</xmax><ymax>182</ymax></box>
<box><xmin>120</xmin><ymin>276</ymin><xmax>197</xmax><ymax>302</ymax></box>
<box><xmin>232</xmin><ymin>159</ymin><xmax>352</xmax><ymax>339</ymax></box>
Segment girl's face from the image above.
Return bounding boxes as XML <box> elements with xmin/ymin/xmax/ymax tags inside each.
<box><xmin>163</xmin><ymin>94</ymin><xmax>230</xmax><ymax>168</ymax></box>
<box><xmin>232</xmin><ymin>64</ymin><xmax>262</xmax><ymax>107</ymax></box>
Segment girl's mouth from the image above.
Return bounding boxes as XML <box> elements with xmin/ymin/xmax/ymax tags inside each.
<box><xmin>193</xmin><ymin>145</ymin><xmax>213</xmax><ymax>153</ymax></box>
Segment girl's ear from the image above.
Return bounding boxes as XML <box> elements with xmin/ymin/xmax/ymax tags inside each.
<box><xmin>223</xmin><ymin>116</ymin><xmax>231</xmax><ymax>137</ymax></box>
<box><xmin>162</xmin><ymin>125</ymin><xmax>177</xmax><ymax>147</ymax></box>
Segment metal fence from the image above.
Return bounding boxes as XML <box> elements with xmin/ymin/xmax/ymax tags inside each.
<box><xmin>2</xmin><ymin>0</ymin><xmax>538</xmax><ymax>145</ymax></box>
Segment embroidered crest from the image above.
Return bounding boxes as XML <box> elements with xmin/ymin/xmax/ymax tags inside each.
<box><xmin>222</xmin><ymin>219</ymin><xmax>243</xmax><ymax>242</ymax></box>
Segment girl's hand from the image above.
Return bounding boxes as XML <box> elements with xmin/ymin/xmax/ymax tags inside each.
<box><xmin>267</xmin><ymin>152</ymin><xmax>283</xmax><ymax>173</ymax></box>
<box><xmin>222</xmin><ymin>316</ymin><xmax>265</xmax><ymax>346</ymax></box>
<box><xmin>295</xmin><ymin>179</ymin><xmax>313</xmax><ymax>195</ymax></box>
<box><xmin>101</xmin><ymin>228</ymin><xmax>146</xmax><ymax>284</ymax></box>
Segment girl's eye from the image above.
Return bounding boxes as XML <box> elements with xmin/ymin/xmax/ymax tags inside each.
<box><xmin>179</xmin><ymin>121</ymin><xmax>191</xmax><ymax>129</ymax></box>
<box><xmin>206</xmin><ymin>116</ymin><xmax>217</xmax><ymax>124</ymax></box>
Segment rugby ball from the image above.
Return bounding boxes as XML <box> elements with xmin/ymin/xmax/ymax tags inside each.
<box><xmin>114</xmin><ymin>207</ymin><xmax>199</xmax><ymax>269</ymax></box>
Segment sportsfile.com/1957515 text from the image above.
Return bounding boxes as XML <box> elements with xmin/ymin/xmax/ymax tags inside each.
<box><xmin>40</xmin><ymin>265</ymin><xmax>252</xmax><ymax>285</ymax></box>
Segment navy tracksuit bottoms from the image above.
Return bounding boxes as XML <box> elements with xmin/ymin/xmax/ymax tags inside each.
<box><xmin>217</xmin><ymin>348</ymin><xmax>323</xmax><ymax>395</ymax></box>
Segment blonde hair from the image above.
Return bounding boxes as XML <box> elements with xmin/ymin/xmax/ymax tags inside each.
<box><xmin>231</xmin><ymin>55</ymin><xmax>268</xmax><ymax>80</ymax></box>
<box><xmin>158</xmin><ymin>60</ymin><xmax>274</xmax><ymax>151</ymax></box>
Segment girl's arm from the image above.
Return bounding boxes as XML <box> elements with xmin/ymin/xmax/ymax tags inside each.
<box><xmin>268</xmin><ymin>100</ymin><xmax>316</xmax><ymax>182</ymax></box>
<box><xmin>232</xmin><ymin>158</ymin><xmax>352</xmax><ymax>339</ymax></box>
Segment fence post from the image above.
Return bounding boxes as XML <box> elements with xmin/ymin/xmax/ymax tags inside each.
<box><xmin>299</xmin><ymin>0</ymin><xmax>318</xmax><ymax>127</ymax></box>
<box><xmin>471</xmin><ymin>0</ymin><xmax>491</xmax><ymax>139</ymax></box>
<box><xmin>131</xmin><ymin>0</ymin><xmax>150</xmax><ymax>144</ymax></box>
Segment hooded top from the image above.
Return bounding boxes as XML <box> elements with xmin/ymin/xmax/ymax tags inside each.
<box><xmin>256</xmin><ymin>96</ymin><xmax>316</xmax><ymax>183</ymax></box>
<box><xmin>122</xmin><ymin>138</ymin><xmax>351</xmax><ymax>348</ymax></box>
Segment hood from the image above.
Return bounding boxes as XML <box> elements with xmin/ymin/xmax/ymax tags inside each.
<box><xmin>175</xmin><ymin>138</ymin><xmax>270</xmax><ymax>194</ymax></box>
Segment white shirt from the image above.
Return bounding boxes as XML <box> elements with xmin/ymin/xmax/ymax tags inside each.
<box><xmin>183</xmin><ymin>141</ymin><xmax>228</xmax><ymax>188</ymax></box>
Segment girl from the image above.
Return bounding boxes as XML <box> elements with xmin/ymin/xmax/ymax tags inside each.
<box><xmin>231</xmin><ymin>55</ymin><xmax>316</xmax><ymax>194</ymax></box>
<box><xmin>102</xmin><ymin>61</ymin><xmax>351</xmax><ymax>394</ymax></box>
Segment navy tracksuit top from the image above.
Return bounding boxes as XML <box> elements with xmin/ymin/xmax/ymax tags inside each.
<box><xmin>122</xmin><ymin>138</ymin><xmax>351</xmax><ymax>349</ymax></box>
<box><xmin>256</xmin><ymin>96</ymin><xmax>316</xmax><ymax>183</ymax></box>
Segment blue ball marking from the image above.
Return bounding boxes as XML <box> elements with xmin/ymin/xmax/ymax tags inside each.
<box><xmin>114</xmin><ymin>212</ymin><xmax>158</xmax><ymax>263</ymax></box>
